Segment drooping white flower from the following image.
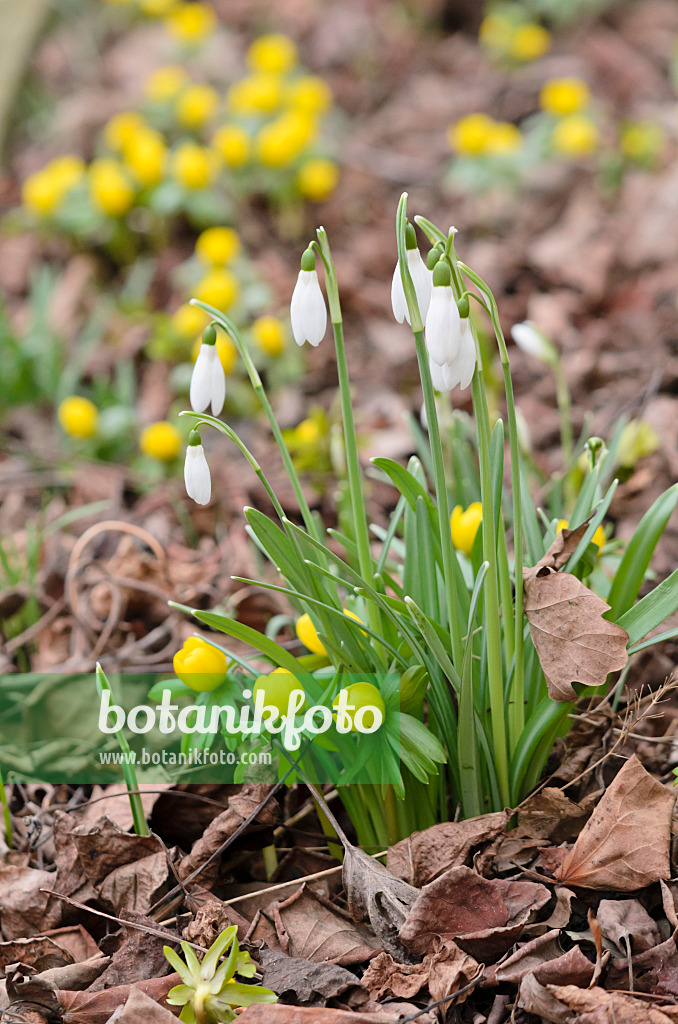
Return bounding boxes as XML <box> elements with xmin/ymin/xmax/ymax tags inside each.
<box><xmin>184</xmin><ymin>430</ymin><xmax>211</xmax><ymax>505</ymax></box>
<box><xmin>190</xmin><ymin>326</ymin><xmax>225</xmax><ymax>416</ymax></box>
<box><xmin>391</xmin><ymin>226</ymin><xmax>432</xmax><ymax>325</ymax></box>
<box><xmin>290</xmin><ymin>248</ymin><xmax>327</xmax><ymax>347</ymax></box>
<box><xmin>429</xmin><ymin>357</ymin><xmax>453</xmax><ymax>393</ymax></box>
<box><xmin>442</xmin><ymin>318</ymin><xmax>476</xmax><ymax>391</ymax></box>
<box><xmin>511</xmin><ymin>321</ymin><xmax>556</xmax><ymax>364</ymax></box>
<box><xmin>425</xmin><ymin>261</ymin><xmax>460</xmax><ymax>366</ymax></box>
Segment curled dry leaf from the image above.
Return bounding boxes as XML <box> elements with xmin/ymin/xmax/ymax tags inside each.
<box><xmin>238</xmin><ymin>1006</ymin><xmax>403</xmax><ymax>1024</ymax></box>
<box><xmin>605</xmin><ymin>933</ymin><xmax>678</xmax><ymax>997</ymax></box>
<box><xmin>115</xmin><ymin>985</ymin><xmax>179</xmax><ymax>1024</ymax></box>
<box><xmin>399</xmin><ymin>865</ymin><xmax>551</xmax><ymax>960</ymax></box>
<box><xmin>597</xmin><ymin>899</ymin><xmax>661</xmax><ymax>956</ymax></box>
<box><xmin>264</xmin><ymin>884</ymin><xmax>381</xmax><ymax>966</ymax></box>
<box><xmin>0</xmin><ymin>865</ymin><xmax>62</xmax><ymax>940</ymax></box>
<box><xmin>528</xmin><ymin>981</ymin><xmax>678</xmax><ymax>1023</ymax></box>
<box><xmin>483</xmin><ymin>930</ymin><xmax>594</xmax><ymax>988</ymax></box>
<box><xmin>555</xmin><ymin>755</ymin><xmax>675</xmax><ymax>890</ymax></box>
<box><xmin>260</xmin><ymin>949</ymin><xmax>367</xmax><ymax>1007</ymax></box>
<box><xmin>522</xmin><ymin>563</ymin><xmax>629</xmax><ymax>701</ymax></box>
<box><xmin>343</xmin><ymin>844</ymin><xmax>419</xmax><ymax>963</ymax></box>
<box><xmin>360</xmin><ymin>952</ymin><xmax>429</xmax><ymax>1002</ymax></box>
<box><xmin>57</xmin><ymin>972</ymin><xmax>181</xmax><ymax>1024</ymax></box>
<box><xmin>386</xmin><ymin>813</ymin><xmax>508</xmax><ymax>886</ymax></box>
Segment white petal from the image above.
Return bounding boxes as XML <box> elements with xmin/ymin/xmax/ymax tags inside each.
<box><xmin>511</xmin><ymin>321</ymin><xmax>553</xmax><ymax>362</ymax></box>
<box><xmin>391</xmin><ymin>260</ymin><xmax>408</xmax><ymax>324</ymax></box>
<box><xmin>190</xmin><ymin>344</ymin><xmax>215</xmax><ymax>413</ymax></box>
<box><xmin>290</xmin><ymin>270</ymin><xmax>326</xmax><ymax>347</ymax></box>
<box><xmin>184</xmin><ymin>444</ymin><xmax>211</xmax><ymax>505</ymax></box>
<box><xmin>425</xmin><ymin>287</ymin><xmax>455</xmax><ymax>365</ymax></box>
<box><xmin>407</xmin><ymin>249</ymin><xmax>432</xmax><ymax>321</ymax></box>
<box><xmin>429</xmin><ymin>357</ymin><xmax>452</xmax><ymax>393</ymax></box>
<box><xmin>456</xmin><ymin>320</ymin><xmax>477</xmax><ymax>391</ymax></box>
<box><xmin>210</xmin><ymin>354</ymin><xmax>226</xmax><ymax>416</ymax></box>
<box><xmin>290</xmin><ymin>271</ymin><xmax>308</xmax><ymax>346</ymax></box>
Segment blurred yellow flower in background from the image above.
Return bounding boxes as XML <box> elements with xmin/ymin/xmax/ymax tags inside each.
<box><xmin>620</xmin><ymin>121</ymin><xmax>665</xmax><ymax>164</ymax></box>
<box><xmin>175</xmin><ymin>83</ymin><xmax>220</xmax><ymax>128</ymax></box>
<box><xmin>195</xmin><ymin>226</ymin><xmax>240</xmax><ymax>266</ymax></box>
<box><xmin>165</xmin><ymin>1</ymin><xmax>216</xmax><ymax>44</ymax></box>
<box><xmin>125</xmin><ymin>128</ymin><xmax>167</xmax><ymax>185</ymax></box>
<box><xmin>450</xmin><ymin>502</ymin><xmax>483</xmax><ymax>555</ymax></box>
<box><xmin>194</xmin><ymin>268</ymin><xmax>239</xmax><ymax>310</ymax></box>
<box><xmin>139</xmin><ymin>0</ymin><xmax>178</xmax><ymax>15</ymax></box>
<box><xmin>297</xmin><ymin>157</ymin><xmax>339</xmax><ymax>200</ymax></box>
<box><xmin>556</xmin><ymin>519</ymin><xmax>606</xmax><ymax>550</ymax></box>
<box><xmin>510</xmin><ymin>23</ymin><xmax>550</xmax><ymax>61</ymax></box>
<box><xmin>172</xmin><ymin>142</ymin><xmax>217</xmax><ymax>188</ymax></box>
<box><xmin>105</xmin><ymin>111</ymin><xmax>147</xmax><ymax>152</ymax></box>
<box><xmin>257</xmin><ymin>112</ymin><xmax>315</xmax><ymax>166</ymax></box>
<box><xmin>540</xmin><ymin>77</ymin><xmax>590</xmax><ymax>116</ymax></box>
<box><xmin>228</xmin><ymin>73</ymin><xmax>283</xmax><ymax>116</ymax></box>
<box><xmin>144</xmin><ymin>65</ymin><xmax>189</xmax><ymax>101</ymax></box>
<box><xmin>58</xmin><ymin>396</ymin><xmax>99</xmax><ymax>438</ymax></box>
<box><xmin>485</xmin><ymin>121</ymin><xmax>523</xmax><ymax>155</ymax></box>
<box><xmin>89</xmin><ymin>159</ymin><xmax>135</xmax><ymax>215</ymax></box>
<box><xmin>286</xmin><ymin>75</ymin><xmax>331</xmax><ymax>115</ymax></box>
<box><xmin>296</xmin><ymin>612</ymin><xmax>326</xmax><ymax>655</ymax></box>
<box><xmin>22</xmin><ymin>156</ymin><xmax>85</xmax><ymax>216</ymax></box>
<box><xmin>173</xmin><ymin>303</ymin><xmax>208</xmax><ymax>339</ymax></box>
<box><xmin>211</xmin><ymin>123</ymin><xmax>250</xmax><ymax>167</ymax></box>
<box><xmin>448</xmin><ymin>113</ymin><xmax>495</xmax><ymax>156</ymax></box>
<box><xmin>479</xmin><ymin>10</ymin><xmax>514</xmax><ymax>49</ymax></box>
<box><xmin>252</xmin><ymin>315</ymin><xmax>286</xmax><ymax>356</ymax></box>
<box><xmin>552</xmin><ymin>114</ymin><xmax>598</xmax><ymax>156</ymax></box>
<box><xmin>247</xmin><ymin>33</ymin><xmax>297</xmax><ymax>74</ymax></box>
<box><xmin>140</xmin><ymin>420</ymin><xmax>182</xmax><ymax>460</ymax></box>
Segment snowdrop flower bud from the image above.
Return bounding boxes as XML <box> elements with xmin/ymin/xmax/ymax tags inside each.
<box><xmin>290</xmin><ymin>247</ymin><xmax>327</xmax><ymax>347</ymax></box>
<box><xmin>442</xmin><ymin>317</ymin><xmax>477</xmax><ymax>392</ymax></box>
<box><xmin>190</xmin><ymin>324</ymin><xmax>226</xmax><ymax>416</ymax></box>
<box><xmin>511</xmin><ymin>321</ymin><xmax>557</xmax><ymax>364</ymax></box>
<box><xmin>425</xmin><ymin>260</ymin><xmax>460</xmax><ymax>366</ymax></box>
<box><xmin>391</xmin><ymin>224</ymin><xmax>432</xmax><ymax>325</ymax></box>
<box><xmin>184</xmin><ymin>429</ymin><xmax>211</xmax><ymax>505</ymax></box>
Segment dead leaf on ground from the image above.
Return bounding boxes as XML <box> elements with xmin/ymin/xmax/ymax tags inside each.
<box><xmin>399</xmin><ymin>865</ymin><xmax>551</xmax><ymax>960</ymax></box>
<box><xmin>546</xmin><ymin>982</ymin><xmax>677</xmax><ymax>1023</ymax></box>
<box><xmin>343</xmin><ymin>844</ymin><xmax>418</xmax><ymax>962</ymax></box>
<box><xmin>360</xmin><ymin>952</ymin><xmax>429</xmax><ymax>1002</ymax></box>
<box><xmin>515</xmin><ymin>788</ymin><xmax>591</xmax><ymax>844</ymax></box>
<box><xmin>483</xmin><ymin>930</ymin><xmax>594</xmax><ymax>988</ymax></box>
<box><xmin>597</xmin><ymin>898</ymin><xmax>661</xmax><ymax>956</ymax></box>
<box><xmin>555</xmin><ymin>755</ymin><xmax>675</xmax><ymax>890</ymax></box>
<box><xmin>260</xmin><ymin>949</ymin><xmax>367</xmax><ymax>1007</ymax></box>
<box><xmin>0</xmin><ymin>935</ymin><xmax>73</xmax><ymax>974</ymax></box>
<box><xmin>116</xmin><ymin>985</ymin><xmax>179</xmax><ymax>1023</ymax></box>
<box><xmin>88</xmin><ymin>913</ymin><xmax>175</xmax><ymax>991</ymax></box>
<box><xmin>57</xmin><ymin>972</ymin><xmax>181</xmax><ymax>1024</ymax></box>
<box><xmin>426</xmin><ymin>936</ymin><xmax>481</xmax><ymax>1009</ymax></box>
<box><xmin>386</xmin><ymin>812</ymin><xmax>508</xmax><ymax>885</ymax></box>
<box><xmin>264</xmin><ymin>884</ymin><xmax>381</xmax><ymax>966</ymax></box>
<box><xmin>605</xmin><ymin>933</ymin><xmax>678</xmax><ymax>997</ymax></box>
<box><xmin>0</xmin><ymin>865</ymin><xmax>62</xmax><ymax>940</ymax></box>
<box><xmin>238</xmin><ymin>1005</ymin><xmax>405</xmax><ymax>1024</ymax></box>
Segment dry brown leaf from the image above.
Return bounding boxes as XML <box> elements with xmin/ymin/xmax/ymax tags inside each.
<box><xmin>260</xmin><ymin>949</ymin><xmax>367</xmax><ymax>1007</ymax></box>
<box><xmin>555</xmin><ymin>755</ymin><xmax>675</xmax><ymax>890</ymax></box>
<box><xmin>238</xmin><ymin>1005</ymin><xmax>403</xmax><ymax>1024</ymax></box>
<box><xmin>484</xmin><ymin>931</ymin><xmax>594</xmax><ymax>988</ymax></box>
<box><xmin>58</xmin><ymin>973</ymin><xmax>180</xmax><ymax>1024</ymax></box>
<box><xmin>425</xmin><ymin>936</ymin><xmax>481</xmax><ymax>1009</ymax></box>
<box><xmin>343</xmin><ymin>844</ymin><xmax>418</xmax><ymax>962</ymax></box>
<box><xmin>0</xmin><ymin>865</ymin><xmax>62</xmax><ymax>940</ymax></box>
<box><xmin>523</xmin><ymin>563</ymin><xmax>629</xmax><ymax>701</ymax></box>
<box><xmin>387</xmin><ymin>813</ymin><xmax>508</xmax><ymax>885</ymax></box>
<box><xmin>605</xmin><ymin>933</ymin><xmax>678</xmax><ymax>997</ymax></box>
<box><xmin>398</xmin><ymin>865</ymin><xmax>551</xmax><ymax>960</ymax></box>
<box><xmin>264</xmin><ymin>884</ymin><xmax>381</xmax><ymax>966</ymax></box>
<box><xmin>547</xmin><ymin>983</ymin><xmax>677</xmax><ymax>1023</ymax></box>
<box><xmin>116</xmin><ymin>985</ymin><xmax>179</xmax><ymax>1023</ymax></box>
<box><xmin>0</xmin><ymin>935</ymin><xmax>73</xmax><ymax>973</ymax></box>
<box><xmin>596</xmin><ymin>899</ymin><xmax>661</xmax><ymax>955</ymax></box>
<box><xmin>515</xmin><ymin>788</ymin><xmax>590</xmax><ymax>844</ymax></box>
<box><xmin>360</xmin><ymin>952</ymin><xmax>429</xmax><ymax>1002</ymax></box>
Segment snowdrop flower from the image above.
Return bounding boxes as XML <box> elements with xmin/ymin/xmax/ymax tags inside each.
<box><xmin>425</xmin><ymin>260</ymin><xmax>460</xmax><ymax>366</ymax></box>
<box><xmin>290</xmin><ymin>247</ymin><xmax>327</xmax><ymax>347</ymax></box>
<box><xmin>511</xmin><ymin>321</ymin><xmax>556</xmax><ymax>364</ymax></box>
<box><xmin>429</xmin><ymin>357</ymin><xmax>452</xmax><ymax>393</ymax></box>
<box><xmin>190</xmin><ymin>325</ymin><xmax>225</xmax><ymax>415</ymax></box>
<box><xmin>184</xmin><ymin>429</ymin><xmax>211</xmax><ymax>505</ymax></box>
<box><xmin>391</xmin><ymin>224</ymin><xmax>432</xmax><ymax>325</ymax></box>
<box><xmin>441</xmin><ymin>317</ymin><xmax>477</xmax><ymax>391</ymax></box>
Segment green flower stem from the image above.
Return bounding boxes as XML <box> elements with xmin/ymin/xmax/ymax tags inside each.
<box><xmin>190</xmin><ymin>300</ymin><xmax>322</xmax><ymax>548</ymax></box>
<box><xmin>95</xmin><ymin>664</ymin><xmax>150</xmax><ymax>836</ymax></box>
<box><xmin>396</xmin><ymin>195</ymin><xmax>463</xmax><ymax>668</ymax></box>
<box><xmin>0</xmin><ymin>768</ymin><xmax>12</xmax><ymax>849</ymax></box>
<box><xmin>458</xmin><ymin>264</ymin><xmax>526</xmax><ymax>754</ymax></box>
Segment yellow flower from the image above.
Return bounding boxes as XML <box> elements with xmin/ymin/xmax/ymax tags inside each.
<box><xmin>479</xmin><ymin>11</ymin><xmax>514</xmax><ymax>50</ymax></box>
<box><xmin>252</xmin><ymin>315</ymin><xmax>286</xmax><ymax>356</ymax></box>
<box><xmin>22</xmin><ymin>157</ymin><xmax>85</xmax><ymax>217</ymax></box>
<box><xmin>556</xmin><ymin>519</ymin><xmax>606</xmax><ymax>550</ymax></box>
<box><xmin>194</xmin><ymin>268</ymin><xmax>239</xmax><ymax>310</ymax></box>
<box><xmin>140</xmin><ymin>421</ymin><xmax>182</xmax><ymax>460</ymax></box>
<box><xmin>89</xmin><ymin>159</ymin><xmax>135</xmax><ymax>216</ymax></box>
<box><xmin>140</xmin><ymin>0</ymin><xmax>179</xmax><ymax>15</ymax></box>
<box><xmin>540</xmin><ymin>77</ymin><xmax>590</xmax><ymax>116</ymax></box>
<box><xmin>297</xmin><ymin>158</ymin><xmax>339</xmax><ymax>200</ymax></box>
<box><xmin>620</xmin><ymin>121</ymin><xmax>665</xmax><ymax>164</ymax></box>
<box><xmin>58</xmin><ymin>396</ymin><xmax>99</xmax><ymax>438</ymax></box>
<box><xmin>165</xmin><ymin>1</ymin><xmax>217</xmax><ymax>44</ymax></box>
<box><xmin>296</xmin><ymin>612</ymin><xmax>326</xmax><ymax>655</ymax></box>
<box><xmin>175</xmin><ymin>83</ymin><xmax>220</xmax><ymax>128</ymax></box>
<box><xmin>448</xmin><ymin>113</ymin><xmax>495</xmax><ymax>156</ymax></box>
<box><xmin>125</xmin><ymin>127</ymin><xmax>167</xmax><ymax>185</ymax></box>
<box><xmin>228</xmin><ymin>74</ymin><xmax>283</xmax><ymax>116</ymax></box>
<box><xmin>510</xmin><ymin>23</ymin><xmax>551</xmax><ymax>61</ymax></box>
<box><xmin>292</xmin><ymin>417</ymin><xmax>321</xmax><ymax>444</ymax></box>
<box><xmin>172</xmin><ymin>141</ymin><xmax>218</xmax><ymax>189</ymax></box>
<box><xmin>144</xmin><ymin>65</ymin><xmax>190</xmax><ymax>101</ymax></box>
<box><xmin>333</xmin><ymin>682</ymin><xmax>385</xmax><ymax>732</ymax></box>
<box><xmin>195</xmin><ymin>226</ymin><xmax>240</xmax><ymax>266</ymax></box>
<box><xmin>48</xmin><ymin>155</ymin><xmax>85</xmax><ymax>190</ymax></box>
<box><xmin>190</xmin><ymin>334</ymin><xmax>237</xmax><ymax>372</ymax></box>
<box><xmin>256</xmin><ymin>112</ymin><xmax>315</xmax><ymax>167</ymax></box>
<box><xmin>104</xmin><ymin>111</ymin><xmax>147</xmax><ymax>152</ymax></box>
<box><xmin>211</xmin><ymin>123</ymin><xmax>250</xmax><ymax>167</ymax></box>
<box><xmin>450</xmin><ymin>502</ymin><xmax>483</xmax><ymax>555</ymax></box>
<box><xmin>247</xmin><ymin>33</ymin><xmax>297</xmax><ymax>74</ymax></box>
<box><xmin>552</xmin><ymin>114</ymin><xmax>598</xmax><ymax>157</ymax></box>
<box><xmin>174</xmin><ymin>637</ymin><xmax>229</xmax><ymax>692</ymax></box>
<box><xmin>172</xmin><ymin>303</ymin><xmax>208</xmax><ymax>338</ymax></box>
<box><xmin>485</xmin><ymin>121</ymin><xmax>523</xmax><ymax>155</ymax></box>
<box><xmin>616</xmin><ymin>420</ymin><xmax>659</xmax><ymax>468</ymax></box>
<box><xmin>286</xmin><ymin>75</ymin><xmax>331</xmax><ymax>115</ymax></box>
<box><xmin>253</xmin><ymin>667</ymin><xmax>306</xmax><ymax>716</ymax></box>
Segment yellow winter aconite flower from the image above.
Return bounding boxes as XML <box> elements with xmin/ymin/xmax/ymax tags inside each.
<box><xmin>211</xmin><ymin>123</ymin><xmax>250</xmax><ymax>167</ymax></box>
<box><xmin>256</xmin><ymin>112</ymin><xmax>315</xmax><ymax>167</ymax></box>
<box><xmin>485</xmin><ymin>121</ymin><xmax>523</xmax><ymax>155</ymax></box>
<box><xmin>540</xmin><ymin>77</ymin><xmax>590</xmax><ymax>116</ymax></box>
<box><xmin>175</xmin><ymin>83</ymin><xmax>220</xmax><ymax>129</ymax></box>
<box><xmin>333</xmin><ymin>682</ymin><xmax>385</xmax><ymax>731</ymax></box>
<box><xmin>510</xmin><ymin>23</ymin><xmax>551</xmax><ymax>61</ymax></box>
<box><xmin>144</xmin><ymin>65</ymin><xmax>190</xmax><ymax>101</ymax></box>
<box><xmin>140</xmin><ymin>421</ymin><xmax>182</xmax><ymax>460</ymax></box>
<box><xmin>556</xmin><ymin>519</ymin><xmax>606</xmax><ymax>550</ymax></box>
<box><xmin>194</xmin><ymin>268</ymin><xmax>239</xmax><ymax>310</ymax></box>
<box><xmin>48</xmin><ymin>155</ymin><xmax>85</xmax><ymax>189</ymax></box>
<box><xmin>616</xmin><ymin>419</ymin><xmax>659</xmax><ymax>468</ymax></box>
<box><xmin>89</xmin><ymin>159</ymin><xmax>135</xmax><ymax>216</ymax></box>
<box><xmin>252</xmin><ymin>315</ymin><xmax>286</xmax><ymax>356</ymax></box>
<box><xmin>22</xmin><ymin>156</ymin><xmax>85</xmax><ymax>216</ymax></box>
<box><xmin>247</xmin><ymin>33</ymin><xmax>297</xmax><ymax>74</ymax></box>
<box><xmin>58</xmin><ymin>396</ymin><xmax>99</xmax><ymax>438</ymax></box>
<box><xmin>125</xmin><ymin>128</ymin><xmax>168</xmax><ymax>185</ymax></box>
<box><xmin>552</xmin><ymin>114</ymin><xmax>598</xmax><ymax>157</ymax></box>
<box><xmin>450</xmin><ymin>502</ymin><xmax>483</xmax><ymax>555</ymax></box>
<box><xmin>448</xmin><ymin>113</ymin><xmax>494</xmax><ymax>156</ymax></box>
<box><xmin>165</xmin><ymin>1</ymin><xmax>216</xmax><ymax>44</ymax></box>
<box><xmin>172</xmin><ymin>141</ymin><xmax>217</xmax><ymax>189</ymax></box>
<box><xmin>620</xmin><ymin>121</ymin><xmax>665</xmax><ymax>164</ymax></box>
<box><xmin>195</xmin><ymin>226</ymin><xmax>240</xmax><ymax>266</ymax></box>
<box><xmin>174</xmin><ymin>637</ymin><xmax>229</xmax><ymax>692</ymax></box>
<box><xmin>173</xmin><ymin>303</ymin><xmax>208</xmax><ymax>338</ymax></box>
<box><xmin>297</xmin><ymin>158</ymin><xmax>339</xmax><ymax>200</ymax></box>
<box><xmin>105</xmin><ymin>111</ymin><xmax>147</xmax><ymax>152</ymax></box>
<box><xmin>228</xmin><ymin>74</ymin><xmax>283</xmax><ymax>116</ymax></box>
<box><xmin>295</xmin><ymin>612</ymin><xmax>326</xmax><ymax>655</ymax></box>
<box><xmin>479</xmin><ymin>11</ymin><xmax>514</xmax><ymax>50</ymax></box>
<box><xmin>140</xmin><ymin>0</ymin><xmax>179</xmax><ymax>15</ymax></box>
<box><xmin>254</xmin><ymin>667</ymin><xmax>306</xmax><ymax>716</ymax></box>
<box><xmin>286</xmin><ymin>75</ymin><xmax>331</xmax><ymax>115</ymax></box>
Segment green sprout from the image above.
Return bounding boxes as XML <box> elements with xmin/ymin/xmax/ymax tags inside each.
<box><xmin>164</xmin><ymin>926</ymin><xmax>277</xmax><ymax>1024</ymax></box>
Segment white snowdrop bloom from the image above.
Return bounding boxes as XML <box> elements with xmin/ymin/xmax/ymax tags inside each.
<box><xmin>442</xmin><ymin>318</ymin><xmax>477</xmax><ymax>392</ymax></box>
<box><xmin>290</xmin><ymin>249</ymin><xmax>327</xmax><ymax>347</ymax></box>
<box><xmin>190</xmin><ymin>326</ymin><xmax>225</xmax><ymax>416</ymax></box>
<box><xmin>184</xmin><ymin>431</ymin><xmax>211</xmax><ymax>505</ymax></box>
<box><xmin>425</xmin><ymin>261</ymin><xmax>460</xmax><ymax>366</ymax></box>
<box><xmin>511</xmin><ymin>321</ymin><xmax>556</xmax><ymax>364</ymax></box>
<box><xmin>429</xmin><ymin>357</ymin><xmax>453</xmax><ymax>393</ymax></box>
<box><xmin>391</xmin><ymin>228</ymin><xmax>433</xmax><ymax>325</ymax></box>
